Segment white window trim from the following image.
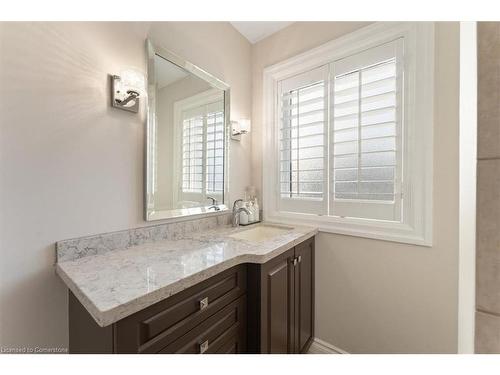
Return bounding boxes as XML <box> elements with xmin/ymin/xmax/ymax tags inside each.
<box><xmin>262</xmin><ymin>22</ymin><xmax>434</xmax><ymax>246</ymax></box>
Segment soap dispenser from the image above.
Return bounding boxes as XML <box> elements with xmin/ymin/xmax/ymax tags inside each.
<box><xmin>239</xmin><ymin>207</ymin><xmax>249</xmax><ymax>225</ymax></box>
<box><xmin>247</xmin><ymin>201</ymin><xmax>255</xmax><ymax>223</ymax></box>
<box><xmin>253</xmin><ymin>197</ymin><xmax>260</xmax><ymax>222</ymax></box>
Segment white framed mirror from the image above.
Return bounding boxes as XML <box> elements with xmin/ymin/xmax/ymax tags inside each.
<box><xmin>145</xmin><ymin>40</ymin><xmax>230</xmax><ymax>221</ymax></box>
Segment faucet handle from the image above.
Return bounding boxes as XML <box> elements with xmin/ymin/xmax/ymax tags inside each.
<box><xmin>233</xmin><ymin>199</ymin><xmax>243</xmax><ymax>211</ymax></box>
<box><xmin>207</xmin><ymin>196</ymin><xmax>218</xmax><ymax>205</ymax></box>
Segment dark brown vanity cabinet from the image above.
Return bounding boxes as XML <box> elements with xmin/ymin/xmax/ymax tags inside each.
<box><xmin>294</xmin><ymin>238</ymin><xmax>315</xmax><ymax>353</ymax></box>
<box><xmin>69</xmin><ymin>265</ymin><xmax>247</xmax><ymax>354</ymax></box>
<box><xmin>248</xmin><ymin>237</ymin><xmax>315</xmax><ymax>354</ymax></box>
<box><xmin>68</xmin><ymin>237</ymin><xmax>314</xmax><ymax>354</ymax></box>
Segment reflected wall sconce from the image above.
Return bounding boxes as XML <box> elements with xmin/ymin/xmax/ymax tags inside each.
<box><xmin>111</xmin><ymin>68</ymin><xmax>146</xmax><ymax>113</ymax></box>
<box><xmin>231</xmin><ymin>119</ymin><xmax>251</xmax><ymax>141</ymax></box>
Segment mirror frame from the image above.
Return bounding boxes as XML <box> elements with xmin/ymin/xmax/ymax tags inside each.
<box><xmin>144</xmin><ymin>39</ymin><xmax>231</xmax><ymax>221</ymax></box>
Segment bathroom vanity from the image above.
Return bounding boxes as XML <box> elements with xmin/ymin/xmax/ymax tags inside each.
<box><xmin>56</xmin><ymin>219</ymin><xmax>317</xmax><ymax>354</ymax></box>
<box><xmin>54</xmin><ymin>40</ymin><xmax>317</xmax><ymax>354</ymax></box>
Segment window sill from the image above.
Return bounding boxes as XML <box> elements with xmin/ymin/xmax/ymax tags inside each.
<box><xmin>264</xmin><ymin>211</ymin><xmax>432</xmax><ymax>247</ymax></box>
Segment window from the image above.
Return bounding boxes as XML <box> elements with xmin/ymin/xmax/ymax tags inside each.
<box><xmin>264</xmin><ymin>22</ymin><xmax>434</xmax><ymax>246</ymax></box>
<box><xmin>277</xmin><ymin>40</ymin><xmax>402</xmax><ymax>221</ymax></box>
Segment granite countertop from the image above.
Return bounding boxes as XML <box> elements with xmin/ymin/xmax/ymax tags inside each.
<box><xmin>56</xmin><ymin>222</ymin><xmax>318</xmax><ymax>327</ymax></box>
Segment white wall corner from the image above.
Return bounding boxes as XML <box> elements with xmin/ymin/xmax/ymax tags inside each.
<box><xmin>308</xmin><ymin>338</ymin><xmax>349</xmax><ymax>354</ymax></box>
<box><xmin>458</xmin><ymin>21</ymin><xmax>477</xmax><ymax>354</ymax></box>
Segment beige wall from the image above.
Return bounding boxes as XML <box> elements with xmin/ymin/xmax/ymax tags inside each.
<box><xmin>251</xmin><ymin>22</ymin><xmax>460</xmax><ymax>353</ymax></box>
<box><xmin>0</xmin><ymin>21</ymin><xmax>251</xmax><ymax>349</ymax></box>
<box><xmin>475</xmin><ymin>22</ymin><xmax>500</xmax><ymax>353</ymax></box>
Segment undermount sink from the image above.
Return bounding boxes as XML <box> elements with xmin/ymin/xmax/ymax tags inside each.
<box><xmin>229</xmin><ymin>225</ymin><xmax>293</xmax><ymax>242</ymax></box>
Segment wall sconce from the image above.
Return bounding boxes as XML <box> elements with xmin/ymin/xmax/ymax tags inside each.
<box><xmin>111</xmin><ymin>68</ymin><xmax>146</xmax><ymax>113</ymax></box>
<box><xmin>231</xmin><ymin>119</ymin><xmax>251</xmax><ymax>141</ymax></box>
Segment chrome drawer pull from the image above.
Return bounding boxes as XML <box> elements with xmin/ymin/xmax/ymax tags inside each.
<box><xmin>298</xmin><ymin>255</ymin><xmax>302</xmax><ymax>263</ymax></box>
<box><xmin>199</xmin><ymin>297</ymin><xmax>209</xmax><ymax>310</ymax></box>
<box><xmin>200</xmin><ymin>340</ymin><xmax>209</xmax><ymax>354</ymax></box>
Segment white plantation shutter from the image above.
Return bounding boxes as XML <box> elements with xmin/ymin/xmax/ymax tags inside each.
<box><xmin>265</xmin><ymin>23</ymin><xmax>434</xmax><ymax>244</ymax></box>
<box><xmin>278</xmin><ymin>66</ymin><xmax>328</xmax><ymax>214</ymax></box>
<box><xmin>182</xmin><ymin>108</ymin><xmax>204</xmax><ymax>193</ymax></box>
<box><xmin>181</xmin><ymin>99</ymin><xmax>224</xmax><ymax>201</ymax></box>
<box><xmin>274</xmin><ymin>40</ymin><xmax>404</xmax><ymax>221</ymax></box>
<box><xmin>205</xmin><ymin>101</ymin><xmax>224</xmax><ymax>195</ymax></box>
<box><xmin>330</xmin><ymin>39</ymin><xmax>403</xmax><ymax>221</ymax></box>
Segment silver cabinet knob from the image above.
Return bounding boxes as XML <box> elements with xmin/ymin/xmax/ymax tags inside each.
<box><xmin>199</xmin><ymin>297</ymin><xmax>209</xmax><ymax>310</ymax></box>
<box><xmin>200</xmin><ymin>340</ymin><xmax>209</xmax><ymax>354</ymax></box>
<box><xmin>298</xmin><ymin>255</ymin><xmax>302</xmax><ymax>263</ymax></box>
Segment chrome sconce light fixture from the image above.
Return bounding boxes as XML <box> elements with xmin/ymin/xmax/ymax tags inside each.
<box><xmin>231</xmin><ymin>119</ymin><xmax>251</xmax><ymax>141</ymax></box>
<box><xmin>111</xmin><ymin>68</ymin><xmax>146</xmax><ymax>113</ymax></box>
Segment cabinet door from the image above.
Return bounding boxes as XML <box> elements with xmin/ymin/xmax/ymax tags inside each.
<box><xmin>294</xmin><ymin>237</ymin><xmax>314</xmax><ymax>353</ymax></box>
<box><xmin>260</xmin><ymin>248</ymin><xmax>295</xmax><ymax>354</ymax></box>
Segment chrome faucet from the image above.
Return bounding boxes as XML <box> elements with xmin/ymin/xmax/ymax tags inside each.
<box><xmin>207</xmin><ymin>196</ymin><xmax>220</xmax><ymax>211</ymax></box>
<box><xmin>232</xmin><ymin>199</ymin><xmax>250</xmax><ymax>227</ymax></box>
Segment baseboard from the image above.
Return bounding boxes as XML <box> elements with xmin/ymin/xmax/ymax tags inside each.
<box><xmin>308</xmin><ymin>338</ymin><xmax>349</xmax><ymax>354</ymax></box>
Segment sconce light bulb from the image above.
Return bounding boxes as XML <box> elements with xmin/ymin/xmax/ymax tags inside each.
<box><xmin>119</xmin><ymin>68</ymin><xmax>146</xmax><ymax>97</ymax></box>
<box><xmin>239</xmin><ymin>119</ymin><xmax>251</xmax><ymax>134</ymax></box>
<box><xmin>111</xmin><ymin>69</ymin><xmax>145</xmax><ymax>113</ymax></box>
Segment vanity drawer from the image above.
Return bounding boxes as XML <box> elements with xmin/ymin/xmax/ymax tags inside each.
<box><xmin>158</xmin><ymin>295</ymin><xmax>246</xmax><ymax>354</ymax></box>
<box><xmin>115</xmin><ymin>265</ymin><xmax>247</xmax><ymax>353</ymax></box>
<box><xmin>214</xmin><ymin>330</ymin><xmax>245</xmax><ymax>354</ymax></box>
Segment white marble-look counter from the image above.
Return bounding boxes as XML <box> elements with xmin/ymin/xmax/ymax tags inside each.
<box><xmin>56</xmin><ymin>223</ymin><xmax>318</xmax><ymax>327</ymax></box>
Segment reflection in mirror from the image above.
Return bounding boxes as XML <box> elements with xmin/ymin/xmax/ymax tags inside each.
<box><xmin>146</xmin><ymin>41</ymin><xmax>229</xmax><ymax>221</ymax></box>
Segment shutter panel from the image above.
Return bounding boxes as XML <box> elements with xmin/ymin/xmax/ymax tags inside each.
<box><xmin>181</xmin><ymin>99</ymin><xmax>224</xmax><ymax>201</ymax></box>
<box><xmin>330</xmin><ymin>39</ymin><xmax>404</xmax><ymax>221</ymax></box>
<box><xmin>182</xmin><ymin>110</ymin><xmax>204</xmax><ymax>194</ymax></box>
<box><xmin>205</xmin><ymin>101</ymin><xmax>224</xmax><ymax>196</ymax></box>
<box><xmin>278</xmin><ymin>66</ymin><xmax>328</xmax><ymax>214</ymax></box>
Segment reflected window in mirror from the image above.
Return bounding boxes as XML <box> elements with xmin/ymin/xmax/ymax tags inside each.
<box><xmin>145</xmin><ymin>40</ymin><xmax>230</xmax><ymax>221</ymax></box>
<box><xmin>176</xmin><ymin>90</ymin><xmax>224</xmax><ymax>206</ymax></box>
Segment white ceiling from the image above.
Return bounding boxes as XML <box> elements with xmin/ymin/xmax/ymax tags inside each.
<box><xmin>230</xmin><ymin>22</ymin><xmax>294</xmax><ymax>44</ymax></box>
<box><xmin>155</xmin><ymin>55</ymin><xmax>188</xmax><ymax>89</ymax></box>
